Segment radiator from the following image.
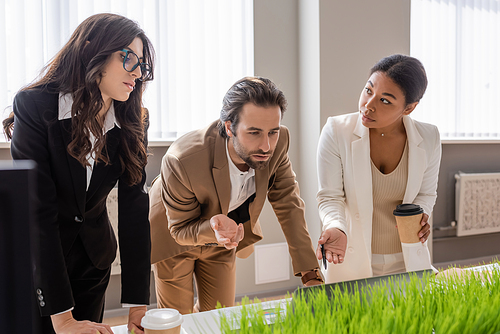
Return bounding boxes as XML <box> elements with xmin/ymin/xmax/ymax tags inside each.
<box><xmin>455</xmin><ymin>172</ymin><xmax>500</xmax><ymax>237</ymax></box>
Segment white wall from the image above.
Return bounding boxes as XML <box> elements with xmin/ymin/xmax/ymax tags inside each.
<box><xmin>318</xmin><ymin>0</ymin><xmax>411</xmax><ymax>123</ymax></box>
<box><xmin>233</xmin><ymin>0</ymin><xmax>412</xmax><ymax>298</ymax></box>
<box><xmin>298</xmin><ymin>0</ymin><xmax>321</xmax><ymax>254</ymax></box>
<box><xmin>235</xmin><ymin>0</ymin><xmax>303</xmax><ymax>296</ymax></box>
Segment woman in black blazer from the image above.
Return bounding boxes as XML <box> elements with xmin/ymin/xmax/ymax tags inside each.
<box><xmin>3</xmin><ymin>13</ymin><xmax>154</xmax><ymax>334</ymax></box>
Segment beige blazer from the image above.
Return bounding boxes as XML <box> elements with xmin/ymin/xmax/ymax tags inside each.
<box><xmin>317</xmin><ymin>112</ymin><xmax>442</xmax><ymax>283</ymax></box>
<box><xmin>150</xmin><ymin>120</ymin><xmax>319</xmax><ymax>275</ymax></box>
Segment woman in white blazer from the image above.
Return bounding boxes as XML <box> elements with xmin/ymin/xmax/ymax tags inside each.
<box><xmin>316</xmin><ymin>55</ymin><xmax>441</xmax><ymax>283</ymax></box>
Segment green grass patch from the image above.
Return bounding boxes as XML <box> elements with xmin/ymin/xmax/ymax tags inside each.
<box><xmin>219</xmin><ymin>262</ymin><xmax>500</xmax><ymax>333</ymax></box>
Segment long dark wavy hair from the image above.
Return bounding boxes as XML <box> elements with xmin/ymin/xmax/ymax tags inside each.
<box><xmin>2</xmin><ymin>13</ymin><xmax>155</xmax><ymax>186</ymax></box>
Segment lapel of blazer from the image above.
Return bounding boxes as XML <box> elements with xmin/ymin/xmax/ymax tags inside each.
<box><xmin>60</xmin><ymin>119</ymin><xmax>86</xmax><ymax>214</ymax></box>
<box><xmin>352</xmin><ymin>114</ymin><xmax>374</xmax><ymax>249</ymax></box>
<box><xmin>86</xmin><ymin>126</ymin><xmax>121</xmax><ymax>199</ymax></box>
<box><xmin>403</xmin><ymin>116</ymin><xmax>426</xmax><ymax>203</ymax></box>
<box><xmin>212</xmin><ymin>134</ymin><xmax>231</xmax><ymax>215</ymax></box>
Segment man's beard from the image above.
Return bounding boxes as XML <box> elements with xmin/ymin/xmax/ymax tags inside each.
<box><xmin>232</xmin><ymin>136</ymin><xmax>273</xmax><ymax>170</ymax></box>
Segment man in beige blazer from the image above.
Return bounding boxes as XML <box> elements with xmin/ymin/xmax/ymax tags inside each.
<box><xmin>149</xmin><ymin>77</ymin><xmax>322</xmax><ymax>314</ymax></box>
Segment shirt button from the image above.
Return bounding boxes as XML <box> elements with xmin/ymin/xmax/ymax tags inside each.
<box><xmin>74</xmin><ymin>215</ymin><xmax>84</xmax><ymax>223</ymax></box>
<box><xmin>355</xmin><ymin>214</ymin><xmax>360</xmax><ymax>220</ymax></box>
<box><xmin>417</xmin><ymin>249</ymin><xmax>422</xmax><ymax>256</ymax></box>
<box><xmin>38</xmin><ymin>295</ymin><xmax>44</xmax><ymax>301</ymax></box>
<box><xmin>36</xmin><ymin>289</ymin><xmax>42</xmax><ymax>295</ymax></box>
<box><xmin>40</xmin><ymin>301</ymin><xmax>45</xmax><ymax>307</ymax></box>
<box><xmin>348</xmin><ymin>247</ymin><xmax>354</xmax><ymax>253</ymax></box>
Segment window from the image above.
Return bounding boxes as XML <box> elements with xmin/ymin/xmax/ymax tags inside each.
<box><xmin>410</xmin><ymin>0</ymin><xmax>500</xmax><ymax>140</ymax></box>
<box><xmin>0</xmin><ymin>0</ymin><xmax>254</xmax><ymax>142</ymax></box>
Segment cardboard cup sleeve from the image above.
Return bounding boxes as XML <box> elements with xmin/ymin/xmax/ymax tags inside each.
<box><xmin>395</xmin><ymin>213</ymin><xmax>423</xmax><ymax>243</ymax></box>
<box><xmin>393</xmin><ymin>204</ymin><xmax>424</xmax><ymax>244</ymax></box>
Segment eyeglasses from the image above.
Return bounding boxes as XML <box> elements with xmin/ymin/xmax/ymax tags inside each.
<box><xmin>120</xmin><ymin>49</ymin><xmax>152</xmax><ymax>81</ymax></box>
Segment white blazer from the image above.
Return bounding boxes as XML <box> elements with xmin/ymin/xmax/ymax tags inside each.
<box><xmin>317</xmin><ymin>112</ymin><xmax>441</xmax><ymax>283</ymax></box>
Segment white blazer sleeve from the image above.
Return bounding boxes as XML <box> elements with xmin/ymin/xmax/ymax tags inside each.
<box><xmin>412</xmin><ymin>124</ymin><xmax>441</xmax><ymax>216</ymax></box>
<box><xmin>317</xmin><ymin>117</ymin><xmax>348</xmax><ymax>234</ymax></box>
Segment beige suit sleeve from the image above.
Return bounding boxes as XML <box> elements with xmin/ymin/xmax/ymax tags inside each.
<box><xmin>267</xmin><ymin>128</ymin><xmax>319</xmax><ymax>275</ymax></box>
<box><xmin>160</xmin><ymin>152</ymin><xmax>218</xmax><ymax>246</ymax></box>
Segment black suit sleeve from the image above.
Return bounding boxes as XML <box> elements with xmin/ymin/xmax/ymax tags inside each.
<box><xmin>11</xmin><ymin>90</ymin><xmax>75</xmax><ymax>315</ymax></box>
<box><xmin>117</xmin><ymin>111</ymin><xmax>151</xmax><ymax>305</ymax></box>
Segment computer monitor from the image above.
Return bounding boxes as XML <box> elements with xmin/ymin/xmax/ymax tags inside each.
<box><xmin>0</xmin><ymin>160</ymin><xmax>39</xmax><ymax>333</ymax></box>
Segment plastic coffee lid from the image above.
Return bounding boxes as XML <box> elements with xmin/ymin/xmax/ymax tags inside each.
<box><xmin>393</xmin><ymin>203</ymin><xmax>424</xmax><ymax>216</ymax></box>
<box><xmin>141</xmin><ymin>309</ymin><xmax>183</xmax><ymax>330</ymax></box>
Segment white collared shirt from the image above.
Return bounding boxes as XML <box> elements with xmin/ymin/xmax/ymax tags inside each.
<box><xmin>226</xmin><ymin>139</ymin><xmax>256</xmax><ymax>213</ymax></box>
<box><xmin>58</xmin><ymin>93</ymin><xmax>121</xmax><ymax>190</ymax></box>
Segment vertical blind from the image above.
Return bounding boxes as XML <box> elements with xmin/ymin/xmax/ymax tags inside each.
<box><xmin>0</xmin><ymin>0</ymin><xmax>254</xmax><ymax>141</ymax></box>
<box><xmin>410</xmin><ymin>0</ymin><xmax>500</xmax><ymax>139</ymax></box>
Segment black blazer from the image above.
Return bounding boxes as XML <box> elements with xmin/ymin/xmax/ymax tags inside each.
<box><xmin>11</xmin><ymin>85</ymin><xmax>151</xmax><ymax>316</ymax></box>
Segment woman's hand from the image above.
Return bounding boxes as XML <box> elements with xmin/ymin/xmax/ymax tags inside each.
<box><xmin>128</xmin><ymin>306</ymin><xmax>147</xmax><ymax>334</ymax></box>
<box><xmin>418</xmin><ymin>213</ymin><xmax>431</xmax><ymax>243</ymax></box>
<box><xmin>316</xmin><ymin>228</ymin><xmax>347</xmax><ymax>264</ymax></box>
<box><xmin>51</xmin><ymin>311</ymin><xmax>114</xmax><ymax>334</ymax></box>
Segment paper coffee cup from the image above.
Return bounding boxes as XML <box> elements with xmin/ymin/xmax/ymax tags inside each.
<box><xmin>393</xmin><ymin>204</ymin><xmax>424</xmax><ymax>243</ymax></box>
<box><xmin>141</xmin><ymin>309</ymin><xmax>183</xmax><ymax>334</ymax></box>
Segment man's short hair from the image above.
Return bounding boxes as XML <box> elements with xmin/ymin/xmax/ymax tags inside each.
<box><xmin>217</xmin><ymin>76</ymin><xmax>288</xmax><ymax>138</ymax></box>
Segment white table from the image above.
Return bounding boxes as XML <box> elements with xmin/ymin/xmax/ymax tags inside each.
<box><xmin>112</xmin><ymin>263</ymin><xmax>500</xmax><ymax>333</ymax></box>
<box><xmin>111</xmin><ymin>299</ymin><xmax>289</xmax><ymax>334</ymax></box>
